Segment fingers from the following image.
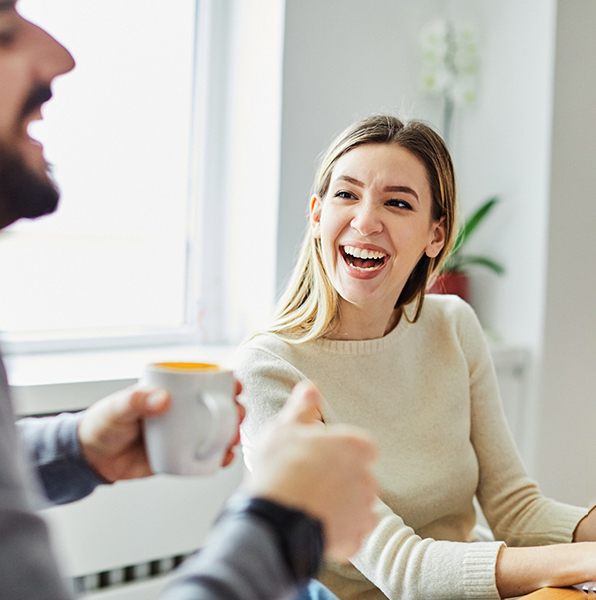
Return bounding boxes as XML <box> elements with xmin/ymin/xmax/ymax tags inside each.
<box><xmin>279</xmin><ymin>381</ymin><xmax>324</xmax><ymax>425</ymax></box>
<box><xmin>109</xmin><ymin>388</ymin><xmax>171</xmax><ymax>424</ymax></box>
<box><xmin>328</xmin><ymin>425</ymin><xmax>378</xmax><ymax>463</ymax></box>
<box><xmin>222</xmin><ymin>448</ymin><xmax>236</xmax><ymax>467</ymax></box>
<box><xmin>235</xmin><ymin>398</ymin><xmax>246</xmax><ymax>425</ymax></box>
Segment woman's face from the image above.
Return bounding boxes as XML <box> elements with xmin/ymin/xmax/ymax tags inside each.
<box><xmin>310</xmin><ymin>143</ymin><xmax>445</xmax><ymax>317</ymax></box>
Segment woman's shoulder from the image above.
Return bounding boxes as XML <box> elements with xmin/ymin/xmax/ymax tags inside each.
<box><xmin>421</xmin><ymin>293</ymin><xmax>477</xmax><ymax>324</ymax></box>
<box><xmin>240</xmin><ymin>331</ymin><xmax>294</xmax><ymax>356</ymax></box>
<box><xmin>422</xmin><ymin>294</ymin><xmax>486</xmax><ymax>356</ymax></box>
<box><xmin>235</xmin><ymin>331</ymin><xmax>308</xmax><ymax>370</ymax></box>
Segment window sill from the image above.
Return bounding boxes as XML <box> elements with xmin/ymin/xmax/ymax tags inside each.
<box><xmin>6</xmin><ymin>343</ymin><xmax>236</xmax><ymax>416</ymax></box>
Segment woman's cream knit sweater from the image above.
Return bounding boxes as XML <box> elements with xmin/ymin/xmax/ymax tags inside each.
<box><xmin>236</xmin><ymin>295</ymin><xmax>588</xmax><ymax>599</ymax></box>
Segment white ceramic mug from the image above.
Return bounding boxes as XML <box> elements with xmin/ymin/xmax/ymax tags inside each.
<box><xmin>142</xmin><ymin>361</ymin><xmax>237</xmax><ymax>476</ymax></box>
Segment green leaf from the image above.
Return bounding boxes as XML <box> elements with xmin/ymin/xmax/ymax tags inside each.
<box><xmin>452</xmin><ymin>196</ymin><xmax>499</xmax><ymax>255</ymax></box>
<box><xmin>452</xmin><ymin>255</ymin><xmax>505</xmax><ymax>275</ymax></box>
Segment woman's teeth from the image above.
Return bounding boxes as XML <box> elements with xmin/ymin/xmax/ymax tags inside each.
<box><xmin>341</xmin><ymin>245</ymin><xmax>387</xmax><ymax>271</ymax></box>
<box><xmin>343</xmin><ymin>245</ymin><xmax>386</xmax><ymax>260</ymax></box>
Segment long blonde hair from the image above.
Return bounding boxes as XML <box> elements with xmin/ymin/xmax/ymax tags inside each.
<box><xmin>269</xmin><ymin>114</ymin><xmax>457</xmax><ymax>343</ymax></box>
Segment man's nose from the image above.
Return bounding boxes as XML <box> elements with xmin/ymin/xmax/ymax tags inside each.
<box><xmin>30</xmin><ymin>20</ymin><xmax>76</xmax><ymax>82</ymax></box>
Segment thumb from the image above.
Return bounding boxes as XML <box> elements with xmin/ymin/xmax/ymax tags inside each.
<box><xmin>108</xmin><ymin>388</ymin><xmax>171</xmax><ymax>424</ymax></box>
<box><xmin>279</xmin><ymin>381</ymin><xmax>324</xmax><ymax>425</ymax></box>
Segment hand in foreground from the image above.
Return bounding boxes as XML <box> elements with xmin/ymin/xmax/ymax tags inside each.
<box><xmin>78</xmin><ymin>382</ymin><xmax>245</xmax><ymax>482</ymax></box>
<box><xmin>247</xmin><ymin>381</ymin><xmax>379</xmax><ymax>562</ymax></box>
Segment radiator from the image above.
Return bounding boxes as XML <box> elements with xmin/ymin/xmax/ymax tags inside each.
<box><xmin>44</xmin><ymin>463</ymin><xmax>244</xmax><ymax>599</ymax></box>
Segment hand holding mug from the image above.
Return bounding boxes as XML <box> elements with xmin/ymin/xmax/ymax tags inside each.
<box><xmin>78</xmin><ymin>367</ymin><xmax>244</xmax><ymax>482</ymax></box>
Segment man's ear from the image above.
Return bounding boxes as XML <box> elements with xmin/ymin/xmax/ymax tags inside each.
<box><xmin>310</xmin><ymin>195</ymin><xmax>322</xmax><ymax>238</ymax></box>
<box><xmin>425</xmin><ymin>217</ymin><xmax>446</xmax><ymax>258</ymax></box>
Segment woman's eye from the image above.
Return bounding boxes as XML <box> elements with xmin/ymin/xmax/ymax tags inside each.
<box><xmin>386</xmin><ymin>199</ymin><xmax>412</xmax><ymax>210</ymax></box>
<box><xmin>334</xmin><ymin>190</ymin><xmax>356</xmax><ymax>200</ymax></box>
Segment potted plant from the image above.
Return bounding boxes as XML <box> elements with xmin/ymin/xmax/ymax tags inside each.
<box><xmin>427</xmin><ymin>196</ymin><xmax>505</xmax><ymax>302</ymax></box>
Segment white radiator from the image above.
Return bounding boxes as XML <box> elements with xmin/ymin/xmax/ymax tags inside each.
<box><xmin>44</xmin><ymin>462</ymin><xmax>244</xmax><ymax>599</ymax></box>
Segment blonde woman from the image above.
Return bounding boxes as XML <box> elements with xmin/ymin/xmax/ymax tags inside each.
<box><xmin>237</xmin><ymin>115</ymin><xmax>596</xmax><ymax>599</ymax></box>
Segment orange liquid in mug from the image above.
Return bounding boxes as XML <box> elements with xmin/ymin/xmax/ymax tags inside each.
<box><xmin>152</xmin><ymin>362</ymin><xmax>222</xmax><ymax>372</ymax></box>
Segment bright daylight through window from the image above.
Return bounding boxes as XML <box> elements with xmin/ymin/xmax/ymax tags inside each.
<box><xmin>0</xmin><ymin>0</ymin><xmax>199</xmax><ymax>348</ymax></box>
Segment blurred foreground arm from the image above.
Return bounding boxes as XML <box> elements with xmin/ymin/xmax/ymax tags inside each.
<box><xmin>17</xmin><ymin>388</ymin><xmax>174</xmax><ymax>505</ymax></box>
<box><xmin>163</xmin><ymin>382</ymin><xmax>378</xmax><ymax>600</ymax></box>
<box><xmin>19</xmin><ymin>382</ymin><xmax>244</xmax><ymax>505</ymax></box>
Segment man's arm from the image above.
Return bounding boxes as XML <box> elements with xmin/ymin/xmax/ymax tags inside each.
<box><xmin>0</xmin><ymin>361</ymin><xmax>74</xmax><ymax>599</ymax></box>
<box><xmin>17</xmin><ymin>413</ymin><xmax>105</xmax><ymax>505</ymax></box>
<box><xmin>162</xmin><ymin>383</ymin><xmax>377</xmax><ymax>600</ymax></box>
<box><xmin>18</xmin><ymin>384</ymin><xmax>243</xmax><ymax>505</ymax></box>
<box><xmin>163</xmin><ymin>502</ymin><xmax>319</xmax><ymax>600</ymax></box>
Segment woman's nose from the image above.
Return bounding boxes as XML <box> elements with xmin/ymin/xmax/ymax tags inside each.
<box><xmin>350</xmin><ymin>204</ymin><xmax>383</xmax><ymax>236</ymax></box>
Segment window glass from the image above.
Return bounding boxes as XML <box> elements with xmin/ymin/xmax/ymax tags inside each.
<box><xmin>0</xmin><ymin>0</ymin><xmax>197</xmax><ymax>337</ymax></box>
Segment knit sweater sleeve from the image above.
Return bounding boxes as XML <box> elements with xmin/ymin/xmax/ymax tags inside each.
<box><xmin>456</xmin><ymin>300</ymin><xmax>589</xmax><ymax>545</ymax></box>
<box><xmin>351</xmin><ymin>497</ymin><xmax>504</xmax><ymax>600</ymax></box>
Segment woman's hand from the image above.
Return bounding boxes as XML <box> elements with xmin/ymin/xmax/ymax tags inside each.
<box><xmin>496</xmin><ymin>542</ymin><xmax>596</xmax><ymax>598</ymax></box>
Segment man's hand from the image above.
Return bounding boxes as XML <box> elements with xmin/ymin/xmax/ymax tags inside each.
<box><xmin>247</xmin><ymin>382</ymin><xmax>378</xmax><ymax>562</ymax></box>
<box><xmin>78</xmin><ymin>382</ymin><xmax>245</xmax><ymax>482</ymax></box>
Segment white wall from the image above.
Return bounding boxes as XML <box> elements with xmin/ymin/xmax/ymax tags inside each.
<box><xmin>534</xmin><ymin>0</ymin><xmax>596</xmax><ymax>504</ymax></box>
<box><xmin>454</xmin><ymin>1</ymin><xmax>556</xmax><ymax>351</ymax></box>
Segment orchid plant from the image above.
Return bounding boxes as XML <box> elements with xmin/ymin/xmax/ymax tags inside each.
<box><xmin>419</xmin><ymin>19</ymin><xmax>480</xmax><ymax>145</ymax></box>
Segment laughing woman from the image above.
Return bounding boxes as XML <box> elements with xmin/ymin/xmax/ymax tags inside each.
<box><xmin>236</xmin><ymin>115</ymin><xmax>596</xmax><ymax>600</ymax></box>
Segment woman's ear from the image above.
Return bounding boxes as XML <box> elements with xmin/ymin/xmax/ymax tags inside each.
<box><xmin>425</xmin><ymin>217</ymin><xmax>446</xmax><ymax>258</ymax></box>
<box><xmin>310</xmin><ymin>195</ymin><xmax>322</xmax><ymax>238</ymax></box>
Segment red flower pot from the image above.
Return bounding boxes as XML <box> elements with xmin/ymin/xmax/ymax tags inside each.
<box><xmin>426</xmin><ymin>271</ymin><xmax>470</xmax><ymax>303</ymax></box>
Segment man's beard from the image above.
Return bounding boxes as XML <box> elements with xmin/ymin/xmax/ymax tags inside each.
<box><xmin>0</xmin><ymin>141</ymin><xmax>59</xmax><ymax>227</ymax></box>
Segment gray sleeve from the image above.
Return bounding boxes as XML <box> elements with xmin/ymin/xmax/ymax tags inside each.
<box><xmin>162</xmin><ymin>513</ymin><xmax>299</xmax><ymax>600</ymax></box>
<box><xmin>0</xmin><ymin>361</ymin><xmax>73</xmax><ymax>599</ymax></box>
<box><xmin>17</xmin><ymin>411</ymin><xmax>106</xmax><ymax>505</ymax></box>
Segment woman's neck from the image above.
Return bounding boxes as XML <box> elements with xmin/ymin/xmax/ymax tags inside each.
<box><xmin>326</xmin><ymin>302</ymin><xmax>402</xmax><ymax>341</ymax></box>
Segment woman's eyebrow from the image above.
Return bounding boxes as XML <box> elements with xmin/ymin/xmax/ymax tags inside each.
<box><xmin>384</xmin><ymin>185</ymin><xmax>419</xmax><ymax>202</ymax></box>
<box><xmin>336</xmin><ymin>175</ymin><xmax>365</xmax><ymax>187</ymax></box>
<box><xmin>334</xmin><ymin>174</ymin><xmax>420</xmax><ymax>205</ymax></box>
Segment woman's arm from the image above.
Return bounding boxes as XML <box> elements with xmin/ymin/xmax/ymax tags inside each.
<box><xmin>456</xmin><ymin>299</ymin><xmax>596</xmax><ymax>596</ymax></box>
<box><xmin>352</xmin><ymin>494</ymin><xmax>596</xmax><ymax>599</ymax></box>
<box><xmin>457</xmin><ymin>300</ymin><xmax>590</xmax><ymax>546</ymax></box>
<box><xmin>351</xmin><ymin>497</ymin><xmax>504</xmax><ymax>599</ymax></box>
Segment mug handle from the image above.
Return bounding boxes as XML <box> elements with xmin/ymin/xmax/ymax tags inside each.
<box><xmin>193</xmin><ymin>390</ymin><xmax>236</xmax><ymax>467</ymax></box>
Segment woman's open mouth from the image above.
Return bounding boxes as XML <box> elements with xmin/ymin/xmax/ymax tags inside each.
<box><xmin>340</xmin><ymin>245</ymin><xmax>388</xmax><ymax>272</ymax></box>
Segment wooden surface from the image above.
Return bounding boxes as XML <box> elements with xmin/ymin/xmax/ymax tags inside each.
<box><xmin>521</xmin><ymin>588</ymin><xmax>588</xmax><ymax>599</ymax></box>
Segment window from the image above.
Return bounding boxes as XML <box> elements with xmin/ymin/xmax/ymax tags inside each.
<box><xmin>1</xmin><ymin>0</ymin><xmax>285</xmax><ymax>354</ymax></box>
<box><xmin>0</xmin><ymin>0</ymin><xmax>201</xmax><ymax>350</ymax></box>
